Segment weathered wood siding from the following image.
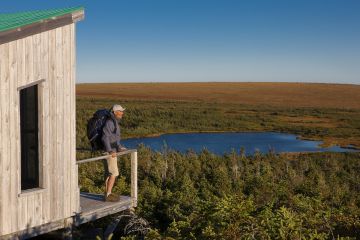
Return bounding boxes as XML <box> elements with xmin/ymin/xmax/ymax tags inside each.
<box><xmin>0</xmin><ymin>23</ymin><xmax>79</xmax><ymax>235</ymax></box>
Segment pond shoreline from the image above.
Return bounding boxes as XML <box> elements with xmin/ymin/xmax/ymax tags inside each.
<box><xmin>123</xmin><ymin>130</ymin><xmax>360</xmax><ymax>151</ymax></box>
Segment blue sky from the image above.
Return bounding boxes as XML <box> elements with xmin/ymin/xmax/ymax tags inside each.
<box><xmin>2</xmin><ymin>1</ymin><xmax>360</xmax><ymax>84</ymax></box>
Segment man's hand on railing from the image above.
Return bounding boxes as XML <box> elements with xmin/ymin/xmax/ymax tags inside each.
<box><xmin>110</xmin><ymin>151</ymin><xmax>117</xmax><ymax>158</ymax></box>
<box><xmin>118</xmin><ymin>146</ymin><xmax>128</xmax><ymax>152</ymax></box>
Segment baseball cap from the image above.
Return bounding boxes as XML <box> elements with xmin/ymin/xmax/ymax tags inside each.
<box><xmin>112</xmin><ymin>104</ymin><xmax>126</xmax><ymax>112</ymax></box>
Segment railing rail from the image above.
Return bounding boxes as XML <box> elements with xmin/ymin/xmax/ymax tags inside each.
<box><xmin>76</xmin><ymin>149</ymin><xmax>138</xmax><ymax>208</ymax></box>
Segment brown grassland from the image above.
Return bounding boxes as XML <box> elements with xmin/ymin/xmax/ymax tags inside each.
<box><xmin>77</xmin><ymin>82</ymin><xmax>360</xmax><ymax>109</ymax></box>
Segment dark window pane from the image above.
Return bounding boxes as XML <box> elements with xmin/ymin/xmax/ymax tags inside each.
<box><xmin>20</xmin><ymin>85</ymin><xmax>39</xmax><ymax>190</ymax></box>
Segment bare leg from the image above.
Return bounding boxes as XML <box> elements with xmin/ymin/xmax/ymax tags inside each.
<box><xmin>106</xmin><ymin>175</ymin><xmax>116</xmax><ymax>195</ymax></box>
<box><xmin>105</xmin><ymin>176</ymin><xmax>109</xmax><ymax>192</ymax></box>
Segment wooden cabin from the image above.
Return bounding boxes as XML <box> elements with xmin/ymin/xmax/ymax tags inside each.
<box><xmin>0</xmin><ymin>7</ymin><xmax>138</xmax><ymax>239</ymax></box>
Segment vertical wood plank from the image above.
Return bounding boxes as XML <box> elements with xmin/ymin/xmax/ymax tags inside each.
<box><xmin>33</xmin><ymin>33</ymin><xmax>42</xmax><ymax>81</ymax></box>
<box><xmin>70</xmin><ymin>23</ymin><xmax>80</xmax><ymax>214</ymax></box>
<box><xmin>18</xmin><ymin>197</ymin><xmax>28</xmax><ymax>230</ymax></box>
<box><xmin>16</xmin><ymin>37</ymin><xmax>27</xmax><ymax>232</ymax></box>
<box><xmin>40</xmin><ymin>30</ymin><xmax>51</xmax><ymax>224</ymax></box>
<box><xmin>55</xmin><ymin>27</ymin><xmax>64</xmax><ymax>220</ymax></box>
<box><xmin>16</xmin><ymin>38</ymin><xmax>25</xmax><ymax>89</ymax></box>
<box><xmin>24</xmin><ymin>36</ymin><xmax>34</xmax><ymax>86</ymax></box>
<box><xmin>48</xmin><ymin>28</ymin><xmax>57</xmax><ymax>220</ymax></box>
<box><xmin>0</xmin><ymin>43</ymin><xmax>5</xmax><ymax>235</ymax></box>
<box><xmin>27</xmin><ymin>194</ymin><xmax>35</xmax><ymax>227</ymax></box>
<box><xmin>8</xmin><ymin>40</ymin><xmax>18</xmax><ymax>233</ymax></box>
<box><xmin>62</xmin><ymin>24</ymin><xmax>71</xmax><ymax>216</ymax></box>
<box><xmin>14</xmin><ymin>38</ymin><xmax>22</xmax><ymax>231</ymax></box>
<box><xmin>0</xmin><ymin>43</ymin><xmax>11</xmax><ymax>234</ymax></box>
<box><xmin>69</xmin><ymin>23</ymin><xmax>75</xmax><ymax>214</ymax></box>
<box><xmin>34</xmin><ymin>193</ymin><xmax>42</xmax><ymax>226</ymax></box>
<box><xmin>33</xmin><ymin>33</ymin><xmax>44</xmax><ymax>226</ymax></box>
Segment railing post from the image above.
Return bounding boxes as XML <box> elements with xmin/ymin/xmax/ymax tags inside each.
<box><xmin>130</xmin><ymin>151</ymin><xmax>138</xmax><ymax>207</ymax></box>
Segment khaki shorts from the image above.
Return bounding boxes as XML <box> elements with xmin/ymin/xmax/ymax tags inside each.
<box><xmin>103</xmin><ymin>153</ymin><xmax>119</xmax><ymax>177</ymax></box>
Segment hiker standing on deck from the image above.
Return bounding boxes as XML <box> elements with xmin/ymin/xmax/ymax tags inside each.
<box><xmin>102</xmin><ymin>104</ymin><xmax>127</xmax><ymax>202</ymax></box>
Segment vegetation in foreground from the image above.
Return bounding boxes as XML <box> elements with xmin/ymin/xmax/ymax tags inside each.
<box><xmin>79</xmin><ymin>146</ymin><xmax>360</xmax><ymax>239</ymax></box>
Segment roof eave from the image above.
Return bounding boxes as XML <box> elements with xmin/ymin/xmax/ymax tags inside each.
<box><xmin>0</xmin><ymin>9</ymin><xmax>84</xmax><ymax>45</ymax></box>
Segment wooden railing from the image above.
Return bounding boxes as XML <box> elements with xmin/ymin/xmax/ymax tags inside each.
<box><xmin>76</xmin><ymin>149</ymin><xmax>138</xmax><ymax>207</ymax></box>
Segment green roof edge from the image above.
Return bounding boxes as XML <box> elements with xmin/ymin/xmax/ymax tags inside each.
<box><xmin>0</xmin><ymin>6</ymin><xmax>84</xmax><ymax>32</ymax></box>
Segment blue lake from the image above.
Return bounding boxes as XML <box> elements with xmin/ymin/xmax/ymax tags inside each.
<box><xmin>122</xmin><ymin>132</ymin><xmax>358</xmax><ymax>155</ymax></box>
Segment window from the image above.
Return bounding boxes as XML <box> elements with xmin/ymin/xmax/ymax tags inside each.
<box><xmin>20</xmin><ymin>84</ymin><xmax>39</xmax><ymax>190</ymax></box>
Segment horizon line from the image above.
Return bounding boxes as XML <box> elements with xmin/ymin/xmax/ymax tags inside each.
<box><xmin>76</xmin><ymin>81</ymin><xmax>360</xmax><ymax>86</ymax></box>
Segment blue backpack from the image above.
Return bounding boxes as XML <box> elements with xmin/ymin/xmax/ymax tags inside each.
<box><xmin>87</xmin><ymin>109</ymin><xmax>116</xmax><ymax>151</ymax></box>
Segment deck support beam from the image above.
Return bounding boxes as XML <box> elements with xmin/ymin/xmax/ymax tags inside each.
<box><xmin>62</xmin><ymin>218</ymin><xmax>74</xmax><ymax>240</ymax></box>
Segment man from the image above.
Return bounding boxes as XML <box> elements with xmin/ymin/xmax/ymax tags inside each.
<box><xmin>101</xmin><ymin>104</ymin><xmax>127</xmax><ymax>202</ymax></box>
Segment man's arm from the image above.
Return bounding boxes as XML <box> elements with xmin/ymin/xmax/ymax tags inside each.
<box><xmin>117</xmin><ymin>143</ymin><xmax>127</xmax><ymax>151</ymax></box>
<box><xmin>101</xmin><ymin>120</ymin><xmax>114</xmax><ymax>153</ymax></box>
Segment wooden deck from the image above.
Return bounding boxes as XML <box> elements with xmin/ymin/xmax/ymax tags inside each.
<box><xmin>1</xmin><ymin>150</ymin><xmax>138</xmax><ymax>239</ymax></box>
<box><xmin>74</xmin><ymin>149</ymin><xmax>138</xmax><ymax>227</ymax></box>
<box><xmin>1</xmin><ymin>192</ymin><xmax>134</xmax><ymax>239</ymax></box>
<box><xmin>75</xmin><ymin>192</ymin><xmax>133</xmax><ymax>225</ymax></box>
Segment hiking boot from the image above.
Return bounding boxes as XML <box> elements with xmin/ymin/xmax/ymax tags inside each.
<box><xmin>104</xmin><ymin>193</ymin><xmax>120</xmax><ymax>202</ymax></box>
